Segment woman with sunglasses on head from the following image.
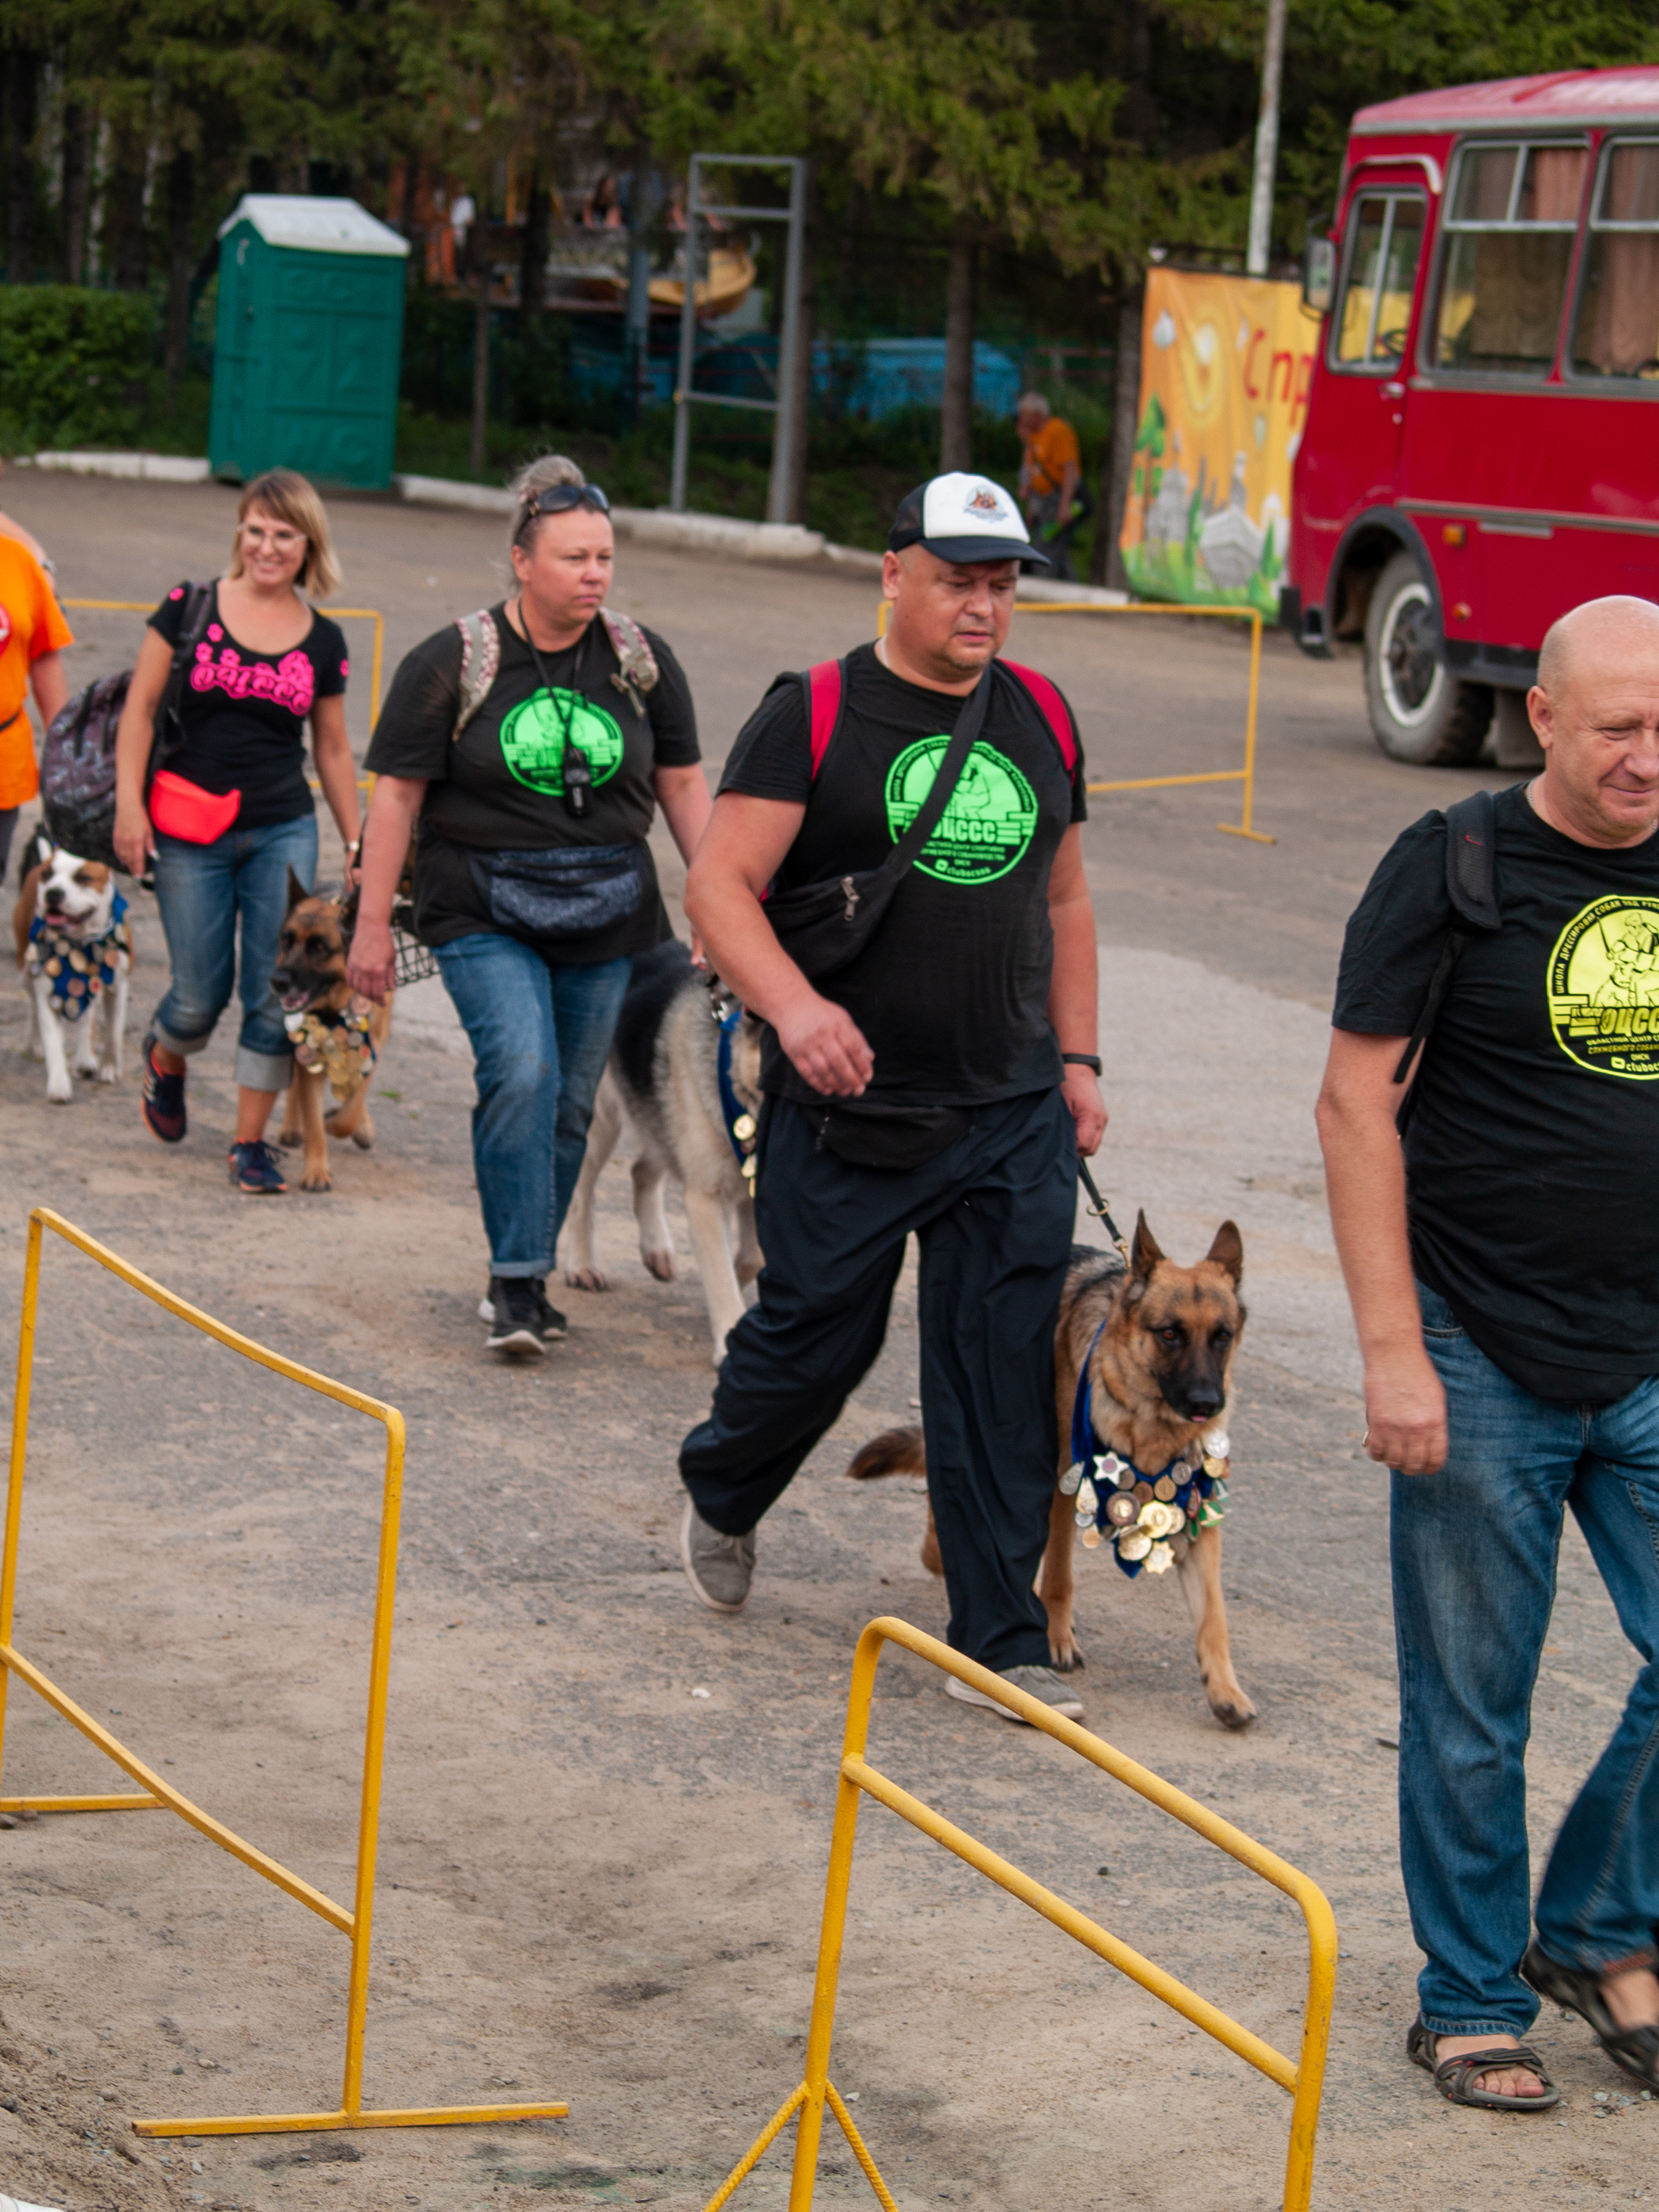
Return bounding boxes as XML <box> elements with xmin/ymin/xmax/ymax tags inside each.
<box><xmin>348</xmin><ymin>453</ymin><xmax>710</xmax><ymax>1355</ymax></box>
<box><xmin>113</xmin><ymin>469</ymin><xmax>360</xmax><ymax>1195</ymax></box>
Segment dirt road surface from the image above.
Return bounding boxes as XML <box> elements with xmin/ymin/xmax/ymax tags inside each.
<box><xmin>0</xmin><ymin>474</ymin><xmax>1648</xmax><ymax>2212</ymax></box>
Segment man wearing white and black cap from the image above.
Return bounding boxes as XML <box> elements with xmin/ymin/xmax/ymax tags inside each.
<box><xmin>677</xmin><ymin>473</ymin><xmax>1106</xmax><ymax>1720</ymax></box>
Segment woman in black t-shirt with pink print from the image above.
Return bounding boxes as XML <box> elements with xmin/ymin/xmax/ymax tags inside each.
<box><xmin>112</xmin><ymin>469</ymin><xmax>361</xmax><ymax>1195</ymax></box>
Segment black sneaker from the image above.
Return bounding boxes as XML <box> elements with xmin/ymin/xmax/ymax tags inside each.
<box><xmin>484</xmin><ymin>1276</ymin><xmax>547</xmax><ymax>1356</ymax></box>
<box><xmin>228</xmin><ymin>1139</ymin><xmax>288</xmax><ymax>1196</ymax></box>
<box><xmin>141</xmin><ymin>1034</ymin><xmax>187</xmax><ymax>1143</ymax></box>
<box><xmin>478</xmin><ymin>1279</ymin><xmax>567</xmax><ymax>1341</ymax></box>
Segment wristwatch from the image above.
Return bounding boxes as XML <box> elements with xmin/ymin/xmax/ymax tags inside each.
<box><xmin>1062</xmin><ymin>1052</ymin><xmax>1102</xmax><ymax>1075</ymax></box>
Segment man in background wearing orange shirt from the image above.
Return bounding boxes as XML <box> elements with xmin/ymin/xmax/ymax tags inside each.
<box><xmin>0</xmin><ymin>535</ymin><xmax>70</xmax><ymax>880</ymax></box>
<box><xmin>1016</xmin><ymin>392</ymin><xmax>1084</xmax><ymax>582</ymax></box>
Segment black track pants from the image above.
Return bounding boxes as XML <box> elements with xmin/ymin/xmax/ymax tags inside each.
<box><xmin>679</xmin><ymin>1086</ymin><xmax>1076</xmax><ymax>1672</ymax></box>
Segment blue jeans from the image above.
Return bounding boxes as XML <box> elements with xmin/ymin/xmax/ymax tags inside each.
<box><xmin>150</xmin><ymin>814</ymin><xmax>319</xmax><ymax>1091</ymax></box>
<box><xmin>1395</xmin><ymin>1281</ymin><xmax>1659</xmax><ymax>2036</ymax></box>
<box><xmin>435</xmin><ymin>931</ymin><xmax>632</xmax><ymax>1279</ymax></box>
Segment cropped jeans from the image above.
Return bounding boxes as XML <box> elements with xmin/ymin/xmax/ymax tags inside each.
<box><xmin>150</xmin><ymin>813</ymin><xmax>319</xmax><ymax>1092</ymax></box>
<box><xmin>434</xmin><ymin>931</ymin><xmax>632</xmax><ymax>1280</ymax></box>
<box><xmin>1395</xmin><ymin>1281</ymin><xmax>1659</xmax><ymax>2037</ymax></box>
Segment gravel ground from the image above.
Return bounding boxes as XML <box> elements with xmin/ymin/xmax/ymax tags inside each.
<box><xmin>0</xmin><ymin>474</ymin><xmax>1652</xmax><ymax>2212</ymax></box>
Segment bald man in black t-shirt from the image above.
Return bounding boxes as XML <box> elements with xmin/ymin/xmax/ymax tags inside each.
<box><xmin>677</xmin><ymin>475</ymin><xmax>1105</xmax><ymax>1721</ymax></box>
<box><xmin>1320</xmin><ymin>596</ymin><xmax>1659</xmax><ymax>2113</ymax></box>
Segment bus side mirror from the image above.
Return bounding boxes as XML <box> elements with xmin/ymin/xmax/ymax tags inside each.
<box><xmin>1303</xmin><ymin>229</ymin><xmax>1335</xmax><ymax>316</ymax></box>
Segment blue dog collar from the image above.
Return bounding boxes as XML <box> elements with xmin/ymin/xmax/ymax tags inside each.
<box><xmin>714</xmin><ymin>999</ymin><xmax>758</xmax><ymax>1187</ymax></box>
<box><xmin>1064</xmin><ymin>1315</ymin><xmax>1230</xmax><ymax>1579</ymax></box>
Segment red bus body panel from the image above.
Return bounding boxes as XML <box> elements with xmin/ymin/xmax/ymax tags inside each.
<box><xmin>1290</xmin><ymin>68</ymin><xmax>1659</xmax><ymax>680</ymax></box>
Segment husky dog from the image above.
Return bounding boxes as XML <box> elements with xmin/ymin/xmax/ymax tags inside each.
<box><xmin>564</xmin><ymin>938</ymin><xmax>764</xmax><ymax>1364</ymax></box>
<box><xmin>13</xmin><ymin>842</ymin><xmax>132</xmax><ymax>1102</ymax></box>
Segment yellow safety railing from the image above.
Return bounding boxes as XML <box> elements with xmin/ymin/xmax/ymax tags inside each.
<box><xmin>62</xmin><ymin>600</ymin><xmax>386</xmax><ymax>722</ymax></box>
<box><xmin>704</xmin><ymin>1617</ymin><xmax>1336</xmax><ymax>2212</ymax></box>
<box><xmin>0</xmin><ymin>1208</ymin><xmax>565</xmax><ymax>2141</ymax></box>
<box><xmin>875</xmin><ymin>596</ymin><xmax>1274</xmax><ymax>843</ymax></box>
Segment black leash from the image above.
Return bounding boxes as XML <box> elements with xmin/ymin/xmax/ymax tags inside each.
<box><xmin>1077</xmin><ymin>1155</ymin><xmax>1129</xmax><ymax>1260</ymax></box>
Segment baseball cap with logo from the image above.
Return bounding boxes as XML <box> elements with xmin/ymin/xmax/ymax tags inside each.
<box><xmin>887</xmin><ymin>471</ymin><xmax>1050</xmax><ymax>568</ymax></box>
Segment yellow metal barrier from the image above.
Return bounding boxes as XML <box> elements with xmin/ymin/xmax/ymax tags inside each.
<box><xmin>874</xmin><ymin>596</ymin><xmax>1274</xmax><ymax>843</ymax></box>
<box><xmin>0</xmin><ymin>1207</ymin><xmax>565</xmax><ymax>2140</ymax></box>
<box><xmin>704</xmin><ymin>1617</ymin><xmax>1336</xmax><ymax>2212</ymax></box>
<box><xmin>62</xmin><ymin>600</ymin><xmax>386</xmax><ymax>721</ymax></box>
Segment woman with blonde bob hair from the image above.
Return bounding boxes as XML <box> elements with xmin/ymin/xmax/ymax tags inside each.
<box><xmin>113</xmin><ymin>468</ymin><xmax>361</xmax><ymax>1195</ymax></box>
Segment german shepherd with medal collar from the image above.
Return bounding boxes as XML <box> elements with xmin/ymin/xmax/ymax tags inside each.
<box><xmin>271</xmin><ymin>870</ymin><xmax>393</xmax><ymax>1191</ymax></box>
<box><xmin>850</xmin><ymin>1212</ymin><xmax>1255</xmax><ymax>1730</ymax></box>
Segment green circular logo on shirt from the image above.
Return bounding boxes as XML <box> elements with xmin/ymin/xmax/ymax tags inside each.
<box><xmin>1548</xmin><ymin>895</ymin><xmax>1659</xmax><ymax>1079</ymax></box>
<box><xmin>499</xmin><ymin>688</ymin><xmax>625</xmax><ymax>797</ymax></box>
<box><xmin>883</xmin><ymin>738</ymin><xmax>1038</xmax><ymax>886</ymax></box>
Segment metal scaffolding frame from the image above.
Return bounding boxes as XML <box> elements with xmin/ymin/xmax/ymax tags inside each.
<box><xmin>669</xmin><ymin>155</ymin><xmax>807</xmax><ymax>525</ymax></box>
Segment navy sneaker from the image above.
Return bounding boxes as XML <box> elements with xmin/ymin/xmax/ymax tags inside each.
<box><xmin>140</xmin><ymin>1034</ymin><xmax>186</xmax><ymax>1143</ymax></box>
<box><xmin>228</xmin><ymin>1140</ymin><xmax>288</xmax><ymax>1196</ymax></box>
<box><xmin>478</xmin><ymin>1279</ymin><xmax>567</xmax><ymax>1341</ymax></box>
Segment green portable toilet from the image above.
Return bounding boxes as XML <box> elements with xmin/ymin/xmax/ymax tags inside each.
<box><xmin>210</xmin><ymin>196</ymin><xmax>409</xmax><ymax>491</ymax></box>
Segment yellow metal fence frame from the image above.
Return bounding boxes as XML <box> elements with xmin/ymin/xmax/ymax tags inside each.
<box><xmin>62</xmin><ymin>600</ymin><xmax>386</xmax><ymax>722</ymax></box>
<box><xmin>874</xmin><ymin>596</ymin><xmax>1274</xmax><ymax>844</ymax></box>
<box><xmin>0</xmin><ymin>1207</ymin><xmax>565</xmax><ymax>2140</ymax></box>
<box><xmin>704</xmin><ymin>1617</ymin><xmax>1336</xmax><ymax>2212</ymax></box>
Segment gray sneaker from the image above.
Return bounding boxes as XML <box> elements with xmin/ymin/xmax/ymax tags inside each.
<box><xmin>681</xmin><ymin>1498</ymin><xmax>756</xmax><ymax>1613</ymax></box>
<box><xmin>946</xmin><ymin>1664</ymin><xmax>1085</xmax><ymax>1723</ymax></box>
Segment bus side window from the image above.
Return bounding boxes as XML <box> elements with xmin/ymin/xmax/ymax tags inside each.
<box><xmin>1434</xmin><ymin>141</ymin><xmax>1587</xmax><ymax>375</ymax></box>
<box><xmin>1334</xmin><ymin>195</ymin><xmax>1425</xmax><ymax>370</ymax></box>
<box><xmin>1573</xmin><ymin>140</ymin><xmax>1659</xmax><ymax>379</ymax></box>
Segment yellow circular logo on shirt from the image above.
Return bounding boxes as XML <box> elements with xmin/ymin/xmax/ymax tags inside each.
<box><xmin>1548</xmin><ymin>895</ymin><xmax>1659</xmax><ymax>1079</ymax></box>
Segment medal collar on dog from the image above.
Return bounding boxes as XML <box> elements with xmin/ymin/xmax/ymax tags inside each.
<box><xmin>711</xmin><ymin>991</ymin><xmax>758</xmax><ymax>1187</ymax></box>
<box><xmin>285</xmin><ymin>999</ymin><xmax>377</xmax><ymax>1087</ymax></box>
<box><xmin>1064</xmin><ymin>1315</ymin><xmax>1230</xmax><ymax>1581</ymax></box>
<box><xmin>27</xmin><ymin>897</ymin><xmax>130</xmax><ymax>1025</ymax></box>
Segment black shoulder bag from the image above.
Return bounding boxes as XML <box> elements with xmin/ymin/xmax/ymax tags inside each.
<box><xmin>764</xmin><ymin>663</ymin><xmax>992</xmax><ymax>984</ymax></box>
<box><xmin>1393</xmin><ymin>787</ymin><xmax>1502</xmax><ymax>1133</ymax></box>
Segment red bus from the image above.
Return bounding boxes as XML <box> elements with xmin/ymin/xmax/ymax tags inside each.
<box><xmin>1289</xmin><ymin>68</ymin><xmax>1659</xmax><ymax>764</ymax></box>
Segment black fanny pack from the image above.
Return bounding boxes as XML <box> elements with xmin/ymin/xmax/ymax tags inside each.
<box><xmin>814</xmin><ymin>1098</ymin><xmax>970</xmax><ymax>1170</ymax></box>
<box><xmin>765</xmin><ymin>666</ymin><xmax>990</xmax><ymax>981</ymax></box>
<box><xmin>467</xmin><ymin>841</ymin><xmax>644</xmax><ymax>945</ymax></box>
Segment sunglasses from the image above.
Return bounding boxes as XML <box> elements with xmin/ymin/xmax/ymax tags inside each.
<box><xmin>521</xmin><ymin>484</ymin><xmax>611</xmax><ymax>517</ymax></box>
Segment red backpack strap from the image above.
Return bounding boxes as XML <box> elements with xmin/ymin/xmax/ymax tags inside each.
<box><xmin>1000</xmin><ymin>658</ymin><xmax>1077</xmax><ymax>774</ymax></box>
<box><xmin>805</xmin><ymin>658</ymin><xmax>845</xmax><ymax>778</ymax></box>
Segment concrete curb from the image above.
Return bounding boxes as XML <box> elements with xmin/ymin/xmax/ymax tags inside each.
<box><xmin>28</xmin><ymin>450</ymin><xmax>211</xmax><ymax>483</ymax></box>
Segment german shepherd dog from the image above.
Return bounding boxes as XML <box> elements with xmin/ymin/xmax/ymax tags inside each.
<box><xmin>271</xmin><ymin>872</ymin><xmax>393</xmax><ymax>1191</ymax></box>
<box><xmin>850</xmin><ymin>1213</ymin><xmax>1255</xmax><ymax>1730</ymax></box>
<box><xmin>564</xmin><ymin>937</ymin><xmax>764</xmax><ymax>1365</ymax></box>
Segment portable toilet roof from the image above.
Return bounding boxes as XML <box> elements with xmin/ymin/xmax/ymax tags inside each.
<box><xmin>216</xmin><ymin>194</ymin><xmax>411</xmax><ymax>258</ymax></box>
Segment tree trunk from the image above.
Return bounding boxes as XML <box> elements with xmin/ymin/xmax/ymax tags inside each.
<box><xmin>60</xmin><ymin>101</ymin><xmax>90</xmax><ymax>283</ymax></box>
<box><xmin>940</xmin><ymin>221</ymin><xmax>975</xmax><ymax>472</ymax></box>
<box><xmin>470</xmin><ymin>232</ymin><xmax>490</xmax><ymax>477</ymax></box>
<box><xmin>164</xmin><ymin>148</ymin><xmax>194</xmax><ymax>410</ymax></box>
<box><xmin>1092</xmin><ymin>285</ymin><xmax>1144</xmax><ymax>591</ymax></box>
<box><xmin>6</xmin><ymin>49</ymin><xmax>38</xmax><ymax>284</ymax></box>
<box><xmin>520</xmin><ymin>164</ymin><xmax>548</xmax><ymax>321</ymax></box>
<box><xmin>109</xmin><ymin>126</ymin><xmax>147</xmax><ymax>289</ymax></box>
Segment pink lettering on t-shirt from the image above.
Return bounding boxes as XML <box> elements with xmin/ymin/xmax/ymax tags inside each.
<box><xmin>190</xmin><ymin>642</ymin><xmax>317</xmax><ymax>716</ymax></box>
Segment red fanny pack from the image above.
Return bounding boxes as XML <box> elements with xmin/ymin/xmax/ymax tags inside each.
<box><xmin>149</xmin><ymin>770</ymin><xmax>241</xmax><ymax>845</ymax></box>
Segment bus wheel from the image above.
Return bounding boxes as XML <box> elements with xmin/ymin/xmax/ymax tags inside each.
<box><xmin>1363</xmin><ymin>551</ymin><xmax>1493</xmax><ymax>765</ymax></box>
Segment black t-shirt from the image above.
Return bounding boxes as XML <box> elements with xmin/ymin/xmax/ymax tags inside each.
<box><xmin>721</xmin><ymin>641</ymin><xmax>1086</xmax><ymax>1107</ymax></box>
<box><xmin>1333</xmin><ymin>781</ymin><xmax>1659</xmax><ymax>1400</ymax></box>
<box><xmin>364</xmin><ymin>607</ymin><xmax>700</xmax><ymax>959</ymax></box>
<box><xmin>149</xmin><ymin>582</ymin><xmax>348</xmax><ymax>830</ymax></box>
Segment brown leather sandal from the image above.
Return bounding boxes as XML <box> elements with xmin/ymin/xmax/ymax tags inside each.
<box><xmin>1407</xmin><ymin>2020</ymin><xmax>1561</xmax><ymax>2111</ymax></box>
<box><xmin>1522</xmin><ymin>1942</ymin><xmax>1659</xmax><ymax>2091</ymax></box>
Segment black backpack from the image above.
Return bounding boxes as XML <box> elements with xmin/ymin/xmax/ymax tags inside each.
<box><xmin>1392</xmin><ymin>788</ymin><xmax>1501</xmax><ymax>1130</ymax></box>
<box><xmin>39</xmin><ymin>582</ymin><xmax>214</xmax><ymax>873</ymax></box>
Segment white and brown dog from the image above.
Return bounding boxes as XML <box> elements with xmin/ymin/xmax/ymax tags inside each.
<box><xmin>12</xmin><ymin>842</ymin><xmax>132</xmax><ymax>1102</ymax></box>
<box><xmin>563</xmin><ymin>938</ymin><xmax>764</xmax><ymax>1365</ymax></box>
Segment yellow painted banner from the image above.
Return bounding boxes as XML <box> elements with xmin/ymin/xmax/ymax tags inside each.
<box><xmin>1120</xmin><ymin>269</ymin><xmax>1319</xmax><ymax>616</ymax></box>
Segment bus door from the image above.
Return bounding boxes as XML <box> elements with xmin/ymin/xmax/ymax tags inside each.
<box><xmin>1403</xmin><ymin>139</ymin><xmax>1589</xmax><ymax>654</ymax></box>
<box><xmin>1299</xmin><ymin>184</ymin><xmax>1427</xmax><ymax>561</ymax></box>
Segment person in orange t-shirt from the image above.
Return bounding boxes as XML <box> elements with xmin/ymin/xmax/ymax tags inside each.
<box><xmin>1017</xmin><ymin>392</ymin><xmax>1085</xmax><ymax>581</ymax></box>
<box><xmin>0</xmin><ymin>534</ymin><xmax>71</xmax><ymax>879</ymax></box>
